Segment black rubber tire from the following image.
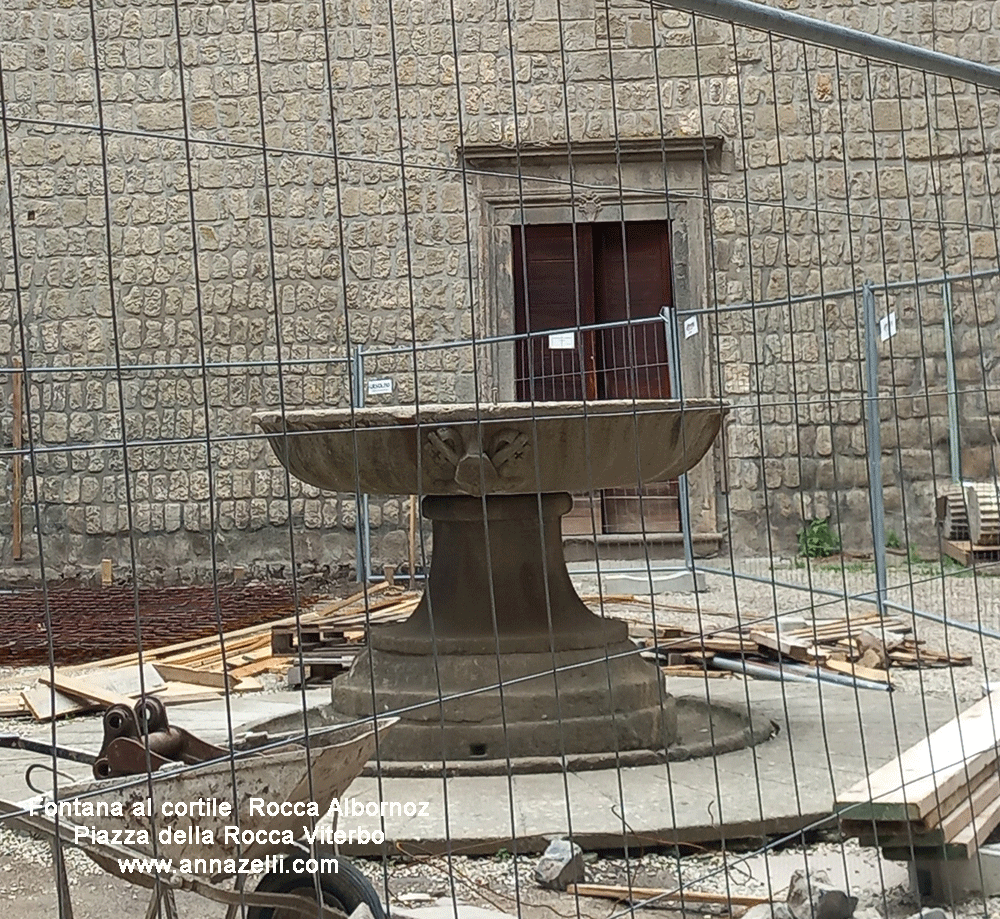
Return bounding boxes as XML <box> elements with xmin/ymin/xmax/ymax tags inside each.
<box><xmin>247</xmin><ymin>856</ymin><xmax>386</xmax><ymax>919</ymax></box>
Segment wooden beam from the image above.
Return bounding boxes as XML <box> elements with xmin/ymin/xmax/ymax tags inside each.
<box><xmin>566</xmin><ymin>883</ymin><xmax>769</xmax><ymax>908</ymax></box>
<box><xmin>152</xmin><ymin>662</ymin><xmax>237</xmax><ymax>690</ymax></box>
<box><xmin>40</xmin><ymin>672</ymin><xmax>134</xmax><ymax>709</ymax></box>
<box><xmin>824</xmin><ymin>659</ymin><xmax>890</xmax><ymax>683</ymax></box>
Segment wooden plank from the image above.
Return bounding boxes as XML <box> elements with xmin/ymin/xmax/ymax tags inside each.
<box><xmin>41</xmin><ymin>672</ymin><xmax>134</xmax><ymax>708</ymax></box>
<box><xmin>843</xmin><ymin>766</ymin><xmax>998</xmax><ymax>846</ymax></box>
<box><xmin>824</xmin><ymin>659</ymin><xmax>890</xmax><ymax>683</ymax></box>
<box><xmin>751</xmin><ymin>630</ymin><xmax>828</xmax><ymax>663</ymax></box>
<box><xmin>152</xmin><ymin>663</ymin><xmax>236</xmax><ymax>690</ymax></box>
<box><xmin>836</xmin><ymin>693</ymin><xmax>1000</xmax><ymax>822</ymax></box>
<box><xmin>305</xmin><ymin>582</ymin><xmax>392</xmax><ymax>620</ymax></box>
<box><xmin>149</xmin><ymin>685</ymin><xmax>225</xmax><ymax>705</ymax></box>
<box><xmin>73</xmin><ymin>592</ymin><xmax>366</xmax><ymax>672</ymax></box>
<box><xmin>0</xmin><ymin>692</ymin><xmax>28</xmax><ymax>717</ymax></box>
<box><xmin>26</xmin><ymin>664</ymin><xmax>166</xmax><ymax>721</ymax></box>
<box><xmin>941</xmin><ymin>538</ymin><xmax>1000</xmax><ymax>567</ymax></box>
<box><xmin>662</xmin><ymin>666</ymin><xmax>731</xmax><ymax>679</ymax></box>
<box><xmin>229</xmin><ymin>657</ymin><xmax>287</xmax><ymax>679</ymax></box>
<box><xmin>21</xmin><ymin>687</ymin><xmax>98</xmax><ymax>721</ymax></box>
<box><xmin>921</xmin><ymin>761</ymin><xmax>998</xmax><ymax>830</ymax></box>
<box><xmin>566</xmin><ymin>884</ymin><xmax>768</xmax><ymax>908</ymax></box>
<box><xmin>880</xmin><ymin>789</ymin><xmax>1000</xmax><ymax>861</ymax></box>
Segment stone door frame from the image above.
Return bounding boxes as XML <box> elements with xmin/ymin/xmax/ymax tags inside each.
<box><xmin>459</xmin><ymin>137</ymin><xmax>725</xmax><ymax>549</ymax></box>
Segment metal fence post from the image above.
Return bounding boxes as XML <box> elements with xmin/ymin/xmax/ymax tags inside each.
<box><xmin>352</xmin><ymin>344</ymin><xmax>371</xmax><ymax>583</ymax></box>
<box><xmin>661</xmin><ymin>306</ymin><xmax>695</xmax><ymax>573</ymax></box>
<box><xmin>943</xmin><ymin>280</ymin><xmax>962</xmax><ymax>484</ymax></box>
<box><xmin>862</xmin><ymin>281</ymin><xmax>888</xmax><ymax>614</ymax></box>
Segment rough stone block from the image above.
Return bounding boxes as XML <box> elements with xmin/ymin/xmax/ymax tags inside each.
<box><xmin>786</xmin><ymin>869</ymin><xmax>857</xmax><ymax>919</ymax></box>
<box><xmin>742</xmin><ymin>904</ymin><xmax>795</xmax><ymax>919</ymax></box>
<box><xmin>533</xmin><ymin>838</ymin><xmax>585</xmax><ymax>891</ymax></box>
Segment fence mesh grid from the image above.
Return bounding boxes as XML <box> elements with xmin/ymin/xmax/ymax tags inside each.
<box><xmin>2</xmin><ymin>0</ymin><xmax>1000</xmax><ymax>917</ymax></box>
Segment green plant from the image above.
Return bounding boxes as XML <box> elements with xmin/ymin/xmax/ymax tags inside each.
<box><xmin>796</xmin><ymin>517</ymin><xmax>842</xmax><ymax>558</ymax></box>
<box><xmin>885</xmin><ymin>529</ymin><xmax>903</xmax><ymax>550</ymax></box>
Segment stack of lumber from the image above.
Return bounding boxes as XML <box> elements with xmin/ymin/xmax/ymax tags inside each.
<box><xmin>966</xmin><ymin>483</ymin><xmax>1000</xmax><ymax>546</ymax></box>
<box><xmin>638</xmin><ymin>623</ymin><xmax>756</xmax><ymax>679</ymax></box>
<box><xmin>837</xmin><ymin>693</ymin><xmax>1000</xmax><ymax>861</ymax></box>
<box><xmin>938</xmin><ymin>482</ymin><xmax>1000</xmax><ymax>565</ymax></box>
<box><xmin>937</xmin><ymin>484</ymin><xmax>971</xmax><ymax>541</ymax></box>
<box><xmin>642</xmin><ymin>613</ymin><xmax>970</xmax><ymax>686</ymax></box>
<box><xmin>0</xmin><ymin>585</ymin><xmax>418</xmax><ymax>721</ymax></box>
<box><xmin>273</xmin><ymin>590</ymin><xmax>419</xmax><ymax>683</ymax></box>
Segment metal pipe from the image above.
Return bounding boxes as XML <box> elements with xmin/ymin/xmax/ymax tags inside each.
<box><xmin>707</xmin><ymin>656</ymin><xmax>818</xmax><ymax>685</ymax></box>
<box><xmin>653</xmin><ymin>0</ymin><xmax>1000</xmax><ymax>90</ymax></box>
<box><xmin>776</xmin><ymin>660</ymin><xmax>893</xmax><ymax>693</ymax></box>
<box><xmin>862</xmin><ymin>281</ymin><xmax>889</xmax><ymax>615</ymax></box>
<box><xmin>662</xmin><ymin>306</ymin><xmax>696</xmax><ymax>574</ymax></box>
<box><xmin>353</xmin><ymin>344</ymin><xmax>366</xmax><ymax>583</ymax></box>
<box><xmin>943</xmin><ymin>281</ymin><xmax>962</xmax><ymax>483</ymax></box>
<box><xmin>710</xmin><ymin>656</ymin><xmax>891</xmax><ymax>692</ymax></box>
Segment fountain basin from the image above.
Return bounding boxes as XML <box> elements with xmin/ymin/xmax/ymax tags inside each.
<box><xmin>254</xmin><ymin>399</ymin><xmax>724</xmax><ymax>496</ymax></box>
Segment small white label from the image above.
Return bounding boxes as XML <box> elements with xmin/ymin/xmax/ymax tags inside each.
<box><xmin>366</xmin><ymin>378</ymin><xmax>393</xmax><ymax>396</ymax></box>
<box><xmin>879</xmin><ymin>311</ymin><xmax>897</xmax><ymax>342</ymax></box>
<box><xmin>548</xmin><ymin>331</ymin><xmax>575</xmax><ymax>350</ymax></box>
<box><xmin>684</xmin><ymin>316</ymin><xmax>699</xmax><ymax>339</ymax></box>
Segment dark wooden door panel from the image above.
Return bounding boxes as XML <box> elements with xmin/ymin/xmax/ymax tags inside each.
<box><xmin>594</xmin><ymin>221</ymin><xmax>671</xmax><ymax>401</ymax></box>
<box><xmin>511</xmin><ymin>220</ymin><xmax>678</xmax><ymax>535</ymax></box>
<box><xmin>512</xmin><ymin>225</ymin><xmax>597</xmax><ymax>402</ymax></box>
<box><xmin>594</xmin><ymin>222</ymin><xmax>676</xmax><ymax>534</ymax></box>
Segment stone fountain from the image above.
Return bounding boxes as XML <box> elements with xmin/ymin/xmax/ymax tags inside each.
<box><xmin>254</xmin><ymin>400</ymin><xmax>726</xmax><ymax>764</ymax></box>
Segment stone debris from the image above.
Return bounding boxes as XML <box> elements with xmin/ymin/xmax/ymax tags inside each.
<box><xmin>904</xmin><ymin>910</ymin><xmax>950</xmax><ymax>919</ymax></box>
<box><xmin>533</xmin><ymin>839</ymin><xmax>586</xmax><ymax>891</ymax></box>
<box><xmin>741</xmin><ymin>903</ymin><xmax>796</xmax><ymax>919</ymax></box>
<box><xmin>786</xmin><ymin>869</ymin><xmax>858</xmax><ymax>919</ymax></box>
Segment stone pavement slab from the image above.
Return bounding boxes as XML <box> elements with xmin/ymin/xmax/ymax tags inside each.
<box><xmin>0</xmin><ymin>680</ymin><xmax>957</xmax><ymax>860</ymax></box>
<box><xmin>335</xmin><ymin>679</ymin><xmax>958</xmax><ymax>854</ymax></box>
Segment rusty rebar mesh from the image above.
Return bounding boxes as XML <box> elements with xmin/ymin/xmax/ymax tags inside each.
<box><xmin>0</xmin><ymin>584</ymin><xmax>309</xmax><ymax>666</ymax></box>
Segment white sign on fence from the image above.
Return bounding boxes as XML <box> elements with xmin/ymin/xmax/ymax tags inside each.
<box><xmin>366</xmin><ymin>378</ymin><xmax>394</xmax><ymax>396</ymax></box>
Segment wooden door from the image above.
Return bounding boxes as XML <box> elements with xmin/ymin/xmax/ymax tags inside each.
<box><xmin>511</xmin><ymin>221</ymin><xmax>678</xmax><ymax>535</ymax></box>
<box><xmin>593</xmin><ymin>222</ymin><xmax>678</xmax><ymax>533</ymax></box>
<box><xmin>512</xmin><ymin>225</ymin><xmax>596</xmax><ymax>402</ymax></box>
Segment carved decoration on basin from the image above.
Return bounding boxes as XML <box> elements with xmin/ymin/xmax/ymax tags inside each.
<box><xmin>424</xmin><ymin>426</ymin><xmax>532</xmax><ymax>495</ymax></box>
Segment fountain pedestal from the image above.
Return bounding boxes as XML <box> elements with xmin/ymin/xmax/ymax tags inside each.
<box><xmin>255</xmin><ymin>400</ymin><xmax>725</xmax><ymax>763</ymax></box>
<box><xmin>334</xmin><ymin>493</ymin><xmax>674</xmax><ymax>760</ymax></box>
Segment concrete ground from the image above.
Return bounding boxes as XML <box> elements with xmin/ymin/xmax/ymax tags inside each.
<box><xmin>1</xmin><ymin>557</ymin><xmax>995</xmax><ymax>917</ymax></box>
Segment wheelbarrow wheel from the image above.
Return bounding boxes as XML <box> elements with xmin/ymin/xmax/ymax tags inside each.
<box><xmin>247</xmin><ymin>856</ymin><xmax>386</xmax><ymax>919</ymax></box>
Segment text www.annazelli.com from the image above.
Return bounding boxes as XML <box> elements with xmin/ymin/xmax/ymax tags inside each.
<box><xmin>117</xmin><ymin>855</ymin><xmax>339</xmax><ymax>876</ymax></box>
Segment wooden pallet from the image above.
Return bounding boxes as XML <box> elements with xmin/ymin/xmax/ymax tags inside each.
<box><xmin>941</xmin><ymin>538</ymin><xmax>1000</xmax><ymax>567</ymax></box>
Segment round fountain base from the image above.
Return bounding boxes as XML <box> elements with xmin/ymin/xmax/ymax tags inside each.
<box><xmin>247</xmin><ymin>694</ymin><xmax>776</xmax><ymax>777</ymax></box>
<box><xmin>331</xmin><ymin>638</ymin><xmax>676</xmax><ymax>762</ymax></box>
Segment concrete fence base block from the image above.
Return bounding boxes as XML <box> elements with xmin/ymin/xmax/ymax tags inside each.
<box><xmin>601</xmin><ymin>569</ymin><xmax>707</xmax><ymax>595</ymax></box>
<box><xmin>909</xmin><ymin>846</ymin><xmax>1000</xmax><ymax>903</ymax></box>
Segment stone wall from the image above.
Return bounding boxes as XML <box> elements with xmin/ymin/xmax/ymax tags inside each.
<box><xmin>1</xmin><ymin>0</ymin><xmax>999</xmax><ymax>581</ymax></box>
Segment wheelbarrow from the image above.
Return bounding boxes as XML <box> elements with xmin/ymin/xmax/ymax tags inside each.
<box><xmin>0</xmin><ymin>714</ymin><xmax>398</xmax><ymax>919</ymax></box>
